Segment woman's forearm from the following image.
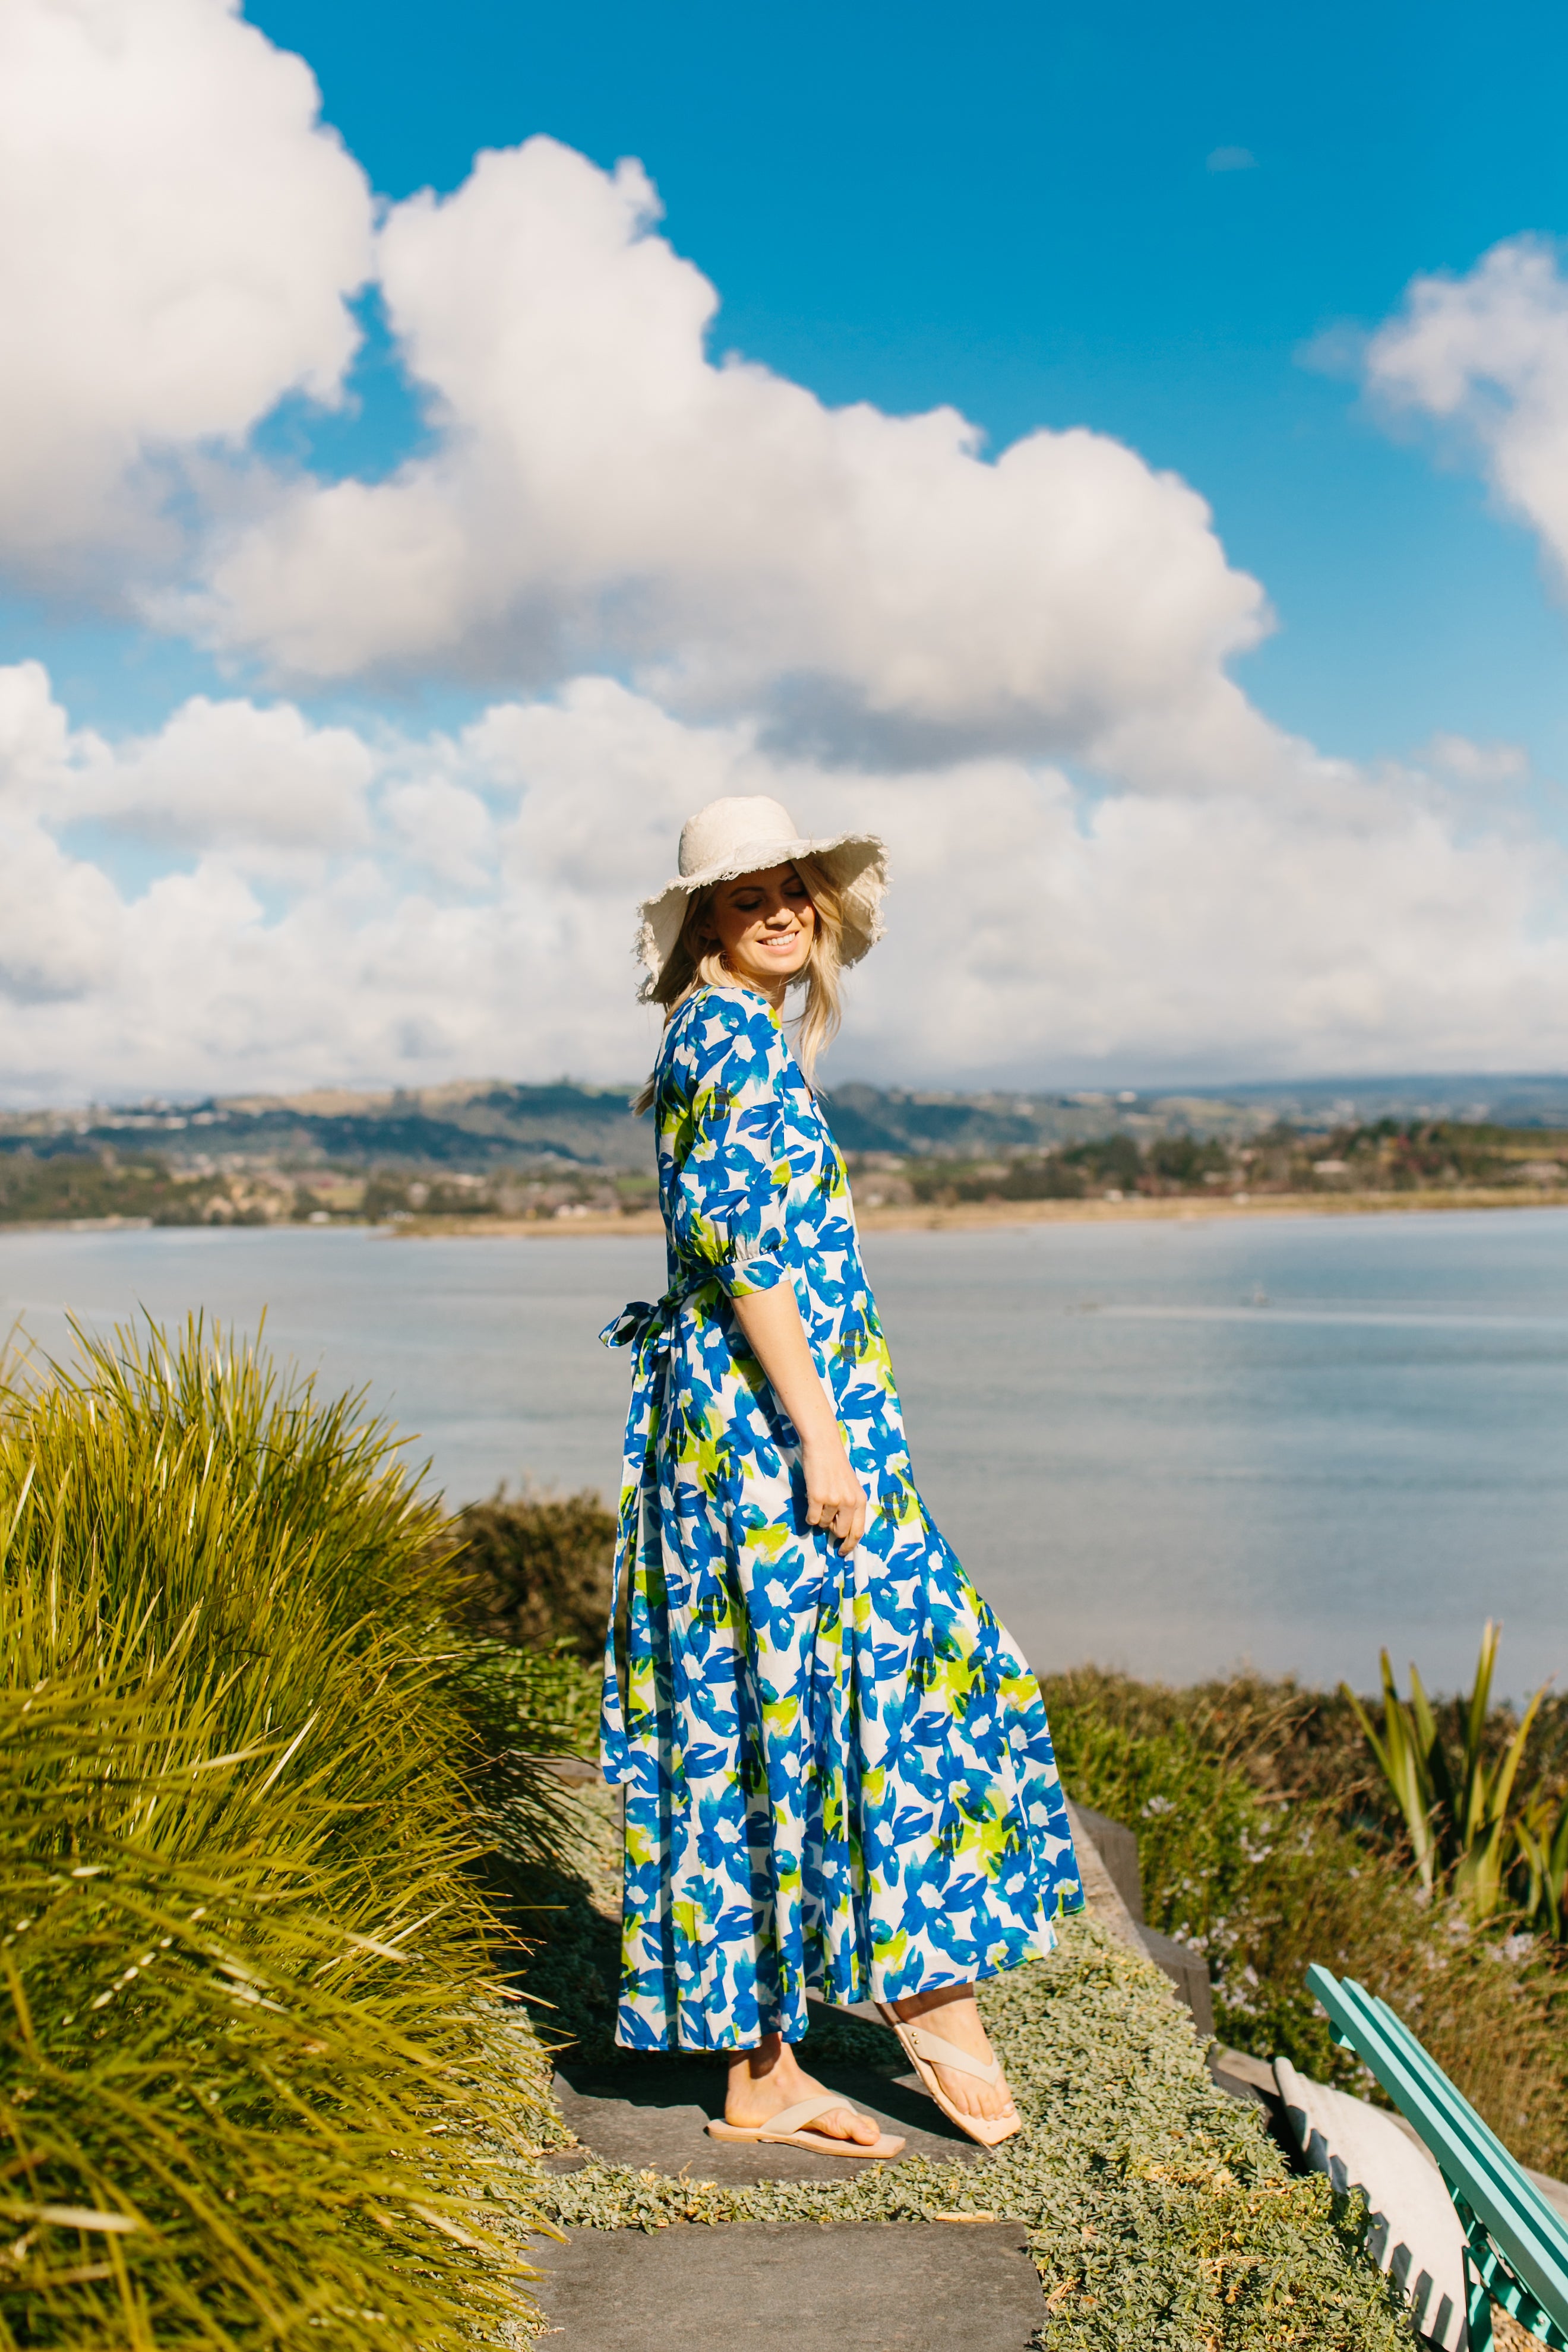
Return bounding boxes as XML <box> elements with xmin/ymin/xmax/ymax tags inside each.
<box><xmin>730</xmin><ymin>1284</ymin><xmax>839</xmax><ymax>1441</ymax></box>
<box><xmin>731</xmin><ymin>1280</ymin><xmax>867</xmax><ymax>1554</ymax></box>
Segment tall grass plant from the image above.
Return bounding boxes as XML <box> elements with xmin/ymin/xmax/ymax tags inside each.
<box><xmin>1</xmin><ymin>1319</ymin><xmax>554</xmax><ymax>2350</ymax></box>
<box><xmin>1342</xmin><ymin>1625</ymin><xmax>1544</xmax><ymax>1915</ymax></box>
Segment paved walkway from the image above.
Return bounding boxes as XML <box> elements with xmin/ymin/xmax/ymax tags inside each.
<box><xmin>535</xmin><ymin>2029</ymin><xmax>1036</xmax><ymax>2351</ymax></box>
<box><xmin>533</xmin><ymin>2220</ymin><xmax>1046</xmax><ymax>2351</ymax></box>
<box><xmin>536</xmin><ymin>1991</ymin><xmax>1018</xmax><ymax>2345</ymax></box>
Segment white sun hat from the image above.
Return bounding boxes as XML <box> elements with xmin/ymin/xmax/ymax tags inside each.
<box><xmin>635</xmin><ymin>795</ymin><xmax>888</xmax><ymax>997</ymax></box>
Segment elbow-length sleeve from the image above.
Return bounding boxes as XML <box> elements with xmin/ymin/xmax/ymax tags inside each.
<box><xmin>662</xmin><ymin>995</ymin><xmax>791</xmax><ymax>1300</ymax></box>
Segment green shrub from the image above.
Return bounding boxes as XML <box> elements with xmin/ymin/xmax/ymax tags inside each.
<box><xmin>447</xmin><ymin>1488</ymin><xmax>615</xmax><ymax>1663</ymax></box>
<box><xmin>1044</xmin><ymin>1667</ymin><xmax>1568</xmax><ymax>2178</ymax></box>
<box><xmin>0</xmin><ymin>1319</ymin><xmax>555</xmax><ymax>2350</ymax></box>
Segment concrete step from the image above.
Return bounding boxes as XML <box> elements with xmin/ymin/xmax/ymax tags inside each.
<box><xmin>532</xmin><ymin>2220</ymin><xmax>1045</xmax><ymax>2351</ymax></box>
<box><xmin>549</xmin><ymin>2055</ymin><xmax>986</xmax><ymax>2180</ymax></box>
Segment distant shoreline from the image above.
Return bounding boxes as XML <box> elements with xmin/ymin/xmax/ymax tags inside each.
<box><xmin>389</xmin><ymin>1183</ymin><xmax>1568</xmax><ymax>1241</ymax></box>
<box><xmin>5</xmin><ymin>1183</ymin><xmax>1567</xmax><ymax>1244</ymax></box>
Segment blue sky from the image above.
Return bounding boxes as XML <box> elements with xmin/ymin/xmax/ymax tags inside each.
<box><xmin>245</xmin><ymin>0</ymin><xmax>1568</xmax><ymax>773</ymax></box>
<box><xmin>24</xmin><ymin>0</ymin><xmax>1568</xmax><ymax>762</ymax></box>
<box><xmin>5</xmin><ymin>0</ymin><xmax>1568</xmax><ymax>1101</ymax></box>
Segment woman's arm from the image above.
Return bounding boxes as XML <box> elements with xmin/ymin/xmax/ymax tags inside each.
<box><xmin>731</xmin><ymin>1284</ymin><xmax>868</xmax><ymax>1557</ymax></box>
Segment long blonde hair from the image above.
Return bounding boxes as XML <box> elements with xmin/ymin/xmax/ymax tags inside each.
<box><xmin>633</xmin><ymin>856</ymin><xmax>845</xmax><ymax>1116</ymax></box>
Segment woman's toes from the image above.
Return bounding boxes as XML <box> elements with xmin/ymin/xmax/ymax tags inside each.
<box><xmin>938</xmin><ymin>2068</ymin><xmax>1014</xmax><ymax>2122</ymax></box>
<box><xmin>824</xmin><ymin>2104</ymin><xmax>878</xmax><ymax>2144</ymax></box>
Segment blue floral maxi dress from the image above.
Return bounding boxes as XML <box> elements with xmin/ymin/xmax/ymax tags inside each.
<box><xmin>600</xmin><ymin>985</ymin><xmax>1082</xmax><ymax>2051</ymax></box>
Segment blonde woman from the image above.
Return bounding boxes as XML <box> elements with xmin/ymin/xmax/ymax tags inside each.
<box><xmin>600</xmin><ymin>796</ymin><xmax>1080</xmax><ymax>2156</ymax></box>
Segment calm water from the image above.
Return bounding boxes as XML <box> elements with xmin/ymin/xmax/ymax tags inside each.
<box><xmin>4</xmin><ymin>1210</ymin><xmax>1567</xmax><ymax>1697</ymax></box>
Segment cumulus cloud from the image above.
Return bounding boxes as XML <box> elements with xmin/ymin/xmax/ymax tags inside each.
<box><xmin>0</xmin><ymin>0</ymin><xmax>372</xmax><ymax>565</ymax></box>
<box><xmin>1366</xmin><ymin>236</ymin><xmax>1568</xmax><ymax>589</ymax></box>
<box><xmin>0</xmin><ymin>662</ymin><xmax>374</xmax><ymax>873</ymax></box>
<box><xmin>190</xmin><ymin>136</ymin><xmax>1269</xmax><ymax>764</ymax></box>
<box><xmin>2</xmin><ymin>661</ymin><xmax>1567</xmax><ymax>1106</ymax></box>
<box><xmin>0</xmin><ymin>2</ymin><xmax>1273</xmax><ymax>783</ymax></box>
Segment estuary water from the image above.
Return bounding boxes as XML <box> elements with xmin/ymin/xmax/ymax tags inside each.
<box><xmin>4</xmin><ymin>1207</ymin><xmax>1567</xmax><ymax>1698</ymax></box>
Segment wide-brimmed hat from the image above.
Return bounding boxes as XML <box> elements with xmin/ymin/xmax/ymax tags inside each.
<box><xmin>635</xmin><ymin>795</ymin><xmax>887</xmax><ymax>996</ymax></box>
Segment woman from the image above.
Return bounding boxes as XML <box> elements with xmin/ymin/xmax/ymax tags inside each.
<box><xmin>600</xmin><ymin>795</ymin><xmax>1080</xmax><ymax>2157</ymax></box>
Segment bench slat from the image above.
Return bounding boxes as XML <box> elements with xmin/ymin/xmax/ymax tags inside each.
<box><xmin>1311</xmin><ymin>1968</ymin><xmax>1568</xmax><ymax>2258</ymax></box>
<box><xmin>1369</xmin><ymin>1997</ymin><xmax>1568</xmax><ymax>2253</ymax></box>
<box><xmin>1383</xmin><ymin>2015</ymin><xmax>1567</xmax><ymax>2227</ymax></box>
<box><xmin>1308</xmin><ymin>1966</ymin><xmax>1568</xmax><ymax>2337</ymax></box>
<box><xmin>1323</xmin><ymin>1977</ymin><xmax>1568</xmax><ymax>2315</ymax></box>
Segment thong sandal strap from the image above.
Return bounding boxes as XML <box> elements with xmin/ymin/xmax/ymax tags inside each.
<box><xmin>899</xmin><ymin>2021</ymin><xmax>1004</xmax><ymax>2086</ymax></box>
<box><xmin>758</xmin><ymin>2092</ymin><xmax>862</xmax><ymax>2141</ymax></box>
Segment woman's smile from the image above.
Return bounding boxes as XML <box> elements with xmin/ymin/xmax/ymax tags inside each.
<box><xmin>706</xmin><ymin>862</ymin><xmax>817</xmax><ymax>995</ymax></box>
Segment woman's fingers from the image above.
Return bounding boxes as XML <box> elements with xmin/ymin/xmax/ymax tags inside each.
<box><xmin>804</xmin><ymin>1482</ymin><xmax>868</xmax><ymax>1553</ymax></box>
<box><xmin>825</xmin><ymin>1494</ymin><xmax>868</xmax><ymax>1555</ymax></box>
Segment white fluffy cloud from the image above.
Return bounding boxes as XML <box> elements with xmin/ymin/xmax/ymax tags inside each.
<box><xmin>0</xmin><ymin>661</ymin><xmax>374</xmax><ymax>870</ymax></box>
<box><xmin>0</xmin><ymin>0</ymin><xmax>372</xmax><ymax>562</ymax></box>
<box><xmin>192</xmin><ymin>137</ymin><xmax>1269</xmax><ymax>764</ymax></box>
<box><xmin>0</xmin><ymin>4</ymin><xmax>1277</xmax><ymax>780</ymax></box>
<box><xmin>2</xmin><ymin>660</ymin><xmax>1567</xmax><ymax>1105</ymax></box>
<box><xmin>1366</xmin><ymin>236</ymin><xmax>1568</xmax><ymax>590</ymax></box>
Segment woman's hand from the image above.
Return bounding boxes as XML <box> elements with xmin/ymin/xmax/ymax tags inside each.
<box><xmin>802</xmin><ymin>1431</ymin><xmax>868</xmax><ymax>1557</ymax></box>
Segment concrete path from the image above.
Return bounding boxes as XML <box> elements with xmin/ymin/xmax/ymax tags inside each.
<box><xmin>532</xmin><ymin>2220</ymin><xmax>1046</xmax><ymax>2352</ymax></box>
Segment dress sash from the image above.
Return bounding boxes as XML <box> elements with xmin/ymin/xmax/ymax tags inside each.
<box><xmin>597</xmin><ymin>1288</ymin><xmax>687</xmax><ymax>1783</ymax></box>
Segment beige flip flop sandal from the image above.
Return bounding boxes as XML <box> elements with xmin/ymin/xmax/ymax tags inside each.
<box><xmin>874</xmin><ymin>2005</ymin><xmax>1023</xmax><ymax>2149</ymax></box>
<box><xmin>706</xmin><ymin>2092</ymin><xmax>905</xmax><ymax>2159</ymax></box>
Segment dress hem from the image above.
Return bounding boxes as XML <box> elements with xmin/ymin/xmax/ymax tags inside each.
<box><xmin>612</xmin><ymin>1917</ymin><xmax>1061</xmax><ymax>2053</ymax></box>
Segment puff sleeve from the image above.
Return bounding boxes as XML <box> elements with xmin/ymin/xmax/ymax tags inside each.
<box><xmin>662</xmin><ymin>994</ymin><xmax>791</xmax><ymax>1299</ymax></box>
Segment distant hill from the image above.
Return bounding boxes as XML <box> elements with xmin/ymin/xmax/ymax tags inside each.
<box><xmin>0</xmin><ymin>1080</ymin><xmax>653</xmax><ymax>1172</ymax></box>
<box><xmin>4</xmin><ymin>1070</ymin><xmax>1568</xmax><ymax>1174</ymax></box>
<box><xmin>815</xmin><ymin>1083</ymin><xmax>1258</xmax><ymax>1156</ymax></box>
<box><xmin>1216</xmin><ymin>1074</ymin><xmax>1568</xmax><ymax>1126</ymax></box>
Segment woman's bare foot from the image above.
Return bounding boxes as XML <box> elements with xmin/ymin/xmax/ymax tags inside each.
<box><xmin>725</xmin><ymin>2034</ymin><xmax>882</xmax><ymax>2147</ymax></box>
<box><xmin>889</xmin><ymin>1984</ymin><xmax>1018</xmax><ymax>2126</ymax></box>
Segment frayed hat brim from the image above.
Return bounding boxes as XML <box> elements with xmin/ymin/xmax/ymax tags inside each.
<box><xmin>634</xmin><ymin>829</ymin><xmax>887</xmax><ymax>995</ymax></box>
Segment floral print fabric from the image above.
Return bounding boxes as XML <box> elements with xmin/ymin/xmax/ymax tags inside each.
<box><xmin>600</xmin><ymin>984</ymin><xmax>1081</xmax><ymax>2051</ymax></box>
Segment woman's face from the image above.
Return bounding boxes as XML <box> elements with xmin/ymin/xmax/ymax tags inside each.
<box><xmin>704</xmin><ymin>863</ymin><xmax>816</xmax><ymax>992</ymax></box>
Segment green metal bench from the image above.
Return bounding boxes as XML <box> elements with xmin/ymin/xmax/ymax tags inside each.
<box><xmin>1308</xmin><ymin>1965</ymin><xmax>1568</xmax><ymax>2350</ymax></box>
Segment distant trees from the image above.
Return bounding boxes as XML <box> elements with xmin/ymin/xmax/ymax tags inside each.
<box><xmin>868</xmin><ymin>1114</ymin><xmax>1568</xmax><ymax>1207</ymax></box>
